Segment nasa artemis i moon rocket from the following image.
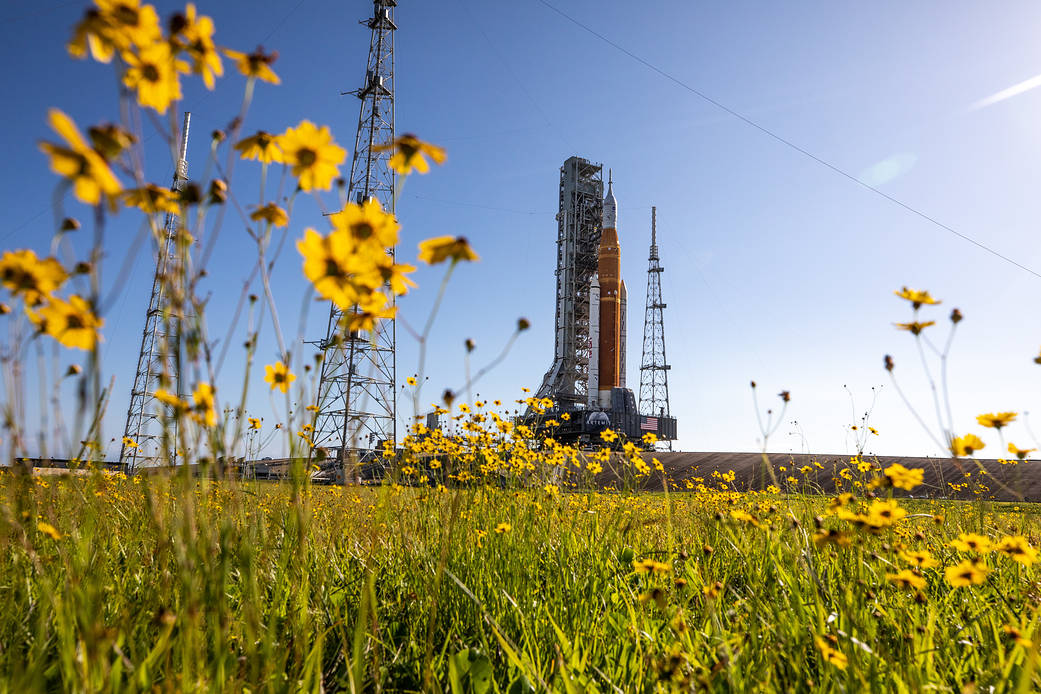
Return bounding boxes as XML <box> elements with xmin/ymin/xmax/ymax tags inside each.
<box><xmin>590</xmin><ymin>171</ymin><xmax>627</xmax><ymax>408</ymax></box>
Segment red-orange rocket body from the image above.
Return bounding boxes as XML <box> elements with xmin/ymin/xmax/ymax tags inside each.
<box><xmin>597</xmin><ymin>180</ymin><xmax>622</xmax><ymax>406</ymax></box>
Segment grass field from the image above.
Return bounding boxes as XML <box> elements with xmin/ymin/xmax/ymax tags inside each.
<box><xmin>4</xmin><ymin>2</ymin><xmax>1041</xmax><ymax>691</ymax></box>
<box><xmin>3</xmin><ymin>467</ymin><xmax>1040</xmax><ymax>692</ymax></box>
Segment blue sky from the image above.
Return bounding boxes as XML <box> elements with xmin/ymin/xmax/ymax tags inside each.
<box><xmin>4</xmin><ymin>0</ymin><xmax>1041</xmax><ymax>460</ymax></box>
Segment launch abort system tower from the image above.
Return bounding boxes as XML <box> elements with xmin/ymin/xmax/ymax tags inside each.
<box><xmin>531</xmin><ymin>157</ymin><xmax>677</xmax><ymax>447</ymax></box>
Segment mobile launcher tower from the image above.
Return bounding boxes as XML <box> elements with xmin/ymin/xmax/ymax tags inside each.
<box><xmin>529</xmin><ymin>156</ymin><xmax>677</xmax><ymax>447</ymax></box>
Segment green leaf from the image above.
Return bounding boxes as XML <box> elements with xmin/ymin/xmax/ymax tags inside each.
<box><xmin>508</xmin><ymin>674</ymin><xmax>536</xmax><ymax>694</ymax></box>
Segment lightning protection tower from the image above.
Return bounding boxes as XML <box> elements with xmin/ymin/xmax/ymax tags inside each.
<box><xmin>311</xmin><ymin>0</ymin><xmax>397</xmax><ymax>469</ymax></box>
<box><xmin>121</xmin><ymin>112</ymin><xmax>191</xmax><ymax>471</ymax></box>
<box><xmin>639</xmin><ymin>206</ymin><xmax>672</xmax><ymax>448</ymax></box>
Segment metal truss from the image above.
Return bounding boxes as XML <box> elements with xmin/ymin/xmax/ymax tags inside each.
<box><xmin>311</xmin><ymin>1</ymin><xmax>397</xmax><ymax>466</ymax></box>
<box><xmin>536</xmin><ymin>156</ymin><xmax>603</xmax><ymax>408</ymax></box>
<box><xmin>120</xmin><ymin>114</ymin><xmax>191</xmax><ymax>471</ymax></box>
<box><xmin>639</xmin><ymin>207</ymin><xmax>672</xmax><ymax>446</ymax></box>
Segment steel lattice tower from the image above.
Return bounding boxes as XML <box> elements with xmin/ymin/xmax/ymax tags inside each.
<box><xmin>639</xmin><ymin>207</ymin><xmax>671</xmax><ymax>446</ymax></box>
<box><xmin>311</xmin><ymin>0</ymin><xmax>397</xmax><ymax>467</ymax></box>
<box><xmin>120</xmin><ymin>113</ymin><xmax>191</xmax><ymax>471</ymax></box>
<box><xmin>535</xmin><ymin>157</ymin><xmax>603</xmax><ymax>407</ymax></box>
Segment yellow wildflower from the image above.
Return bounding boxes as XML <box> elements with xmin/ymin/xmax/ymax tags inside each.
<box><xmin>37</xmin><ymin>522</ymin><xmax>63</xmax><ymax>540</ymax></box>
<box><xmin>642</xmin><ymin>432</ymin><xmax>658</xmax><ymax>446</ymax></box>
<box><xmin>344</xmin><ymin>299</ymin><xmax>396</xmax><ymax>332</ymax></box>
<box><xmin>945</xmin><ymin>559</ymin><xmax>989</xmax><ymax>588</ymax></box>
<box><xmin>406</xmin><ymin>376</ymin><xmax>417</xmax><ymax>386</ymax></box>
<box><xmin>894</xmin><ymin>321</ymin><xmax>935</xmax><ymax>336</ymax></box>
<box><xmin>865</xmin><ymin>499</ymin><xmax>906</xmax><ymax>528</ymax></box>
<box><xmin>122</xmin><ymin>41</ymin><xmax>189</xmax><ymax>114</ymax></box>
<box><xmin>235</xmin><ymin>131</ymin><xmax>283</xmax><ymax>164</ymax></box>
<box><xmin>599</xmin><ymin>429</ymin><xmax>618</xmax><ymax>443</ymax></box>
<box><xmin>153</xmin><ymin>388</ymin><xmax>187</xmax><ymax>411</ymax></box>
<box><xmin>976</xmin><ymin>412</ymin><xmax>1017</xmax><ymax>430</ymax></box>
<box><xmin>264</xmin><ymin>361</ymin><xmax>295</xmax><ymax>393</ymax></box>
<box><xmin>224</xmin><ymin>46</ymin><xmax>280</xmax><ymax>84</ymax></box>
<box><xmin>494</xmin><ymin>522</ymin><xmax>511</xmax><ymax>534</ymax></box>
<box><xmin>29</xmin><ymin>295</ymin><xmax>103</xmax><ymax>350</ymax></box>
<box><xmin>121</xmin><ymin>436</ymin><xmax>138</xmax><ymax>449</ymax></box>
<box><xmin>373</xmin><ymin>134</ymin><xmax>446</xmax><ymax>175</ymax></box>
<box><xmin>0</xmin><ymin>250</ymin><xmax>68</xmax><ymax>305</ymax></box>
<box><xmin>329</xmin><ymin>198</ymin><xmax>400</xmax><ymax>248</ymax></box>
<box><xmin>418</xmin><ymin>235</ymin><xmax>479</xmax><ymax>265</ymax></box>
<box><xmin>250</xmin><ymin>202</ymin><xmax>289</xmax><ymax>228</ymax></box>
<box><xmin>949</xmin><ymin>533</ymin><xmax>992</xmax><ymax>554</ymax></box>
<box><xmin>278</xmin><ymin>121</ymin><xmax>346</xmax><ymax>191</ymax></box>
<box><xmin>68</xmin><ymin>0</ymin><xmax>161</xmax><ymax>63</ymax></box>
<box><xmin>813</xmin><ymin>528</ymin><xmax>851</xmax><ymax>547</ymax></box>
<box><xmin>170</xmin><ymin>3</ymin><xmax>222</xmax><ymax>89</ymax></box>
<box><xmin>899</xmin><ymin>549</ymin><xmax>938</xmax><ymax>569</ymax></box>
<box><xmin>886</xmin><ymin>569</ymin><xmax>926</xmax><ymax>590</ymax></box>
<box><xmin>894</xmin><ymin>287</ymin><xmax>940</xmax><ymax>308</ymax></box>
<box><xmin>730</xmin><ymin>509</ymin><xmax>759</xmax><ymax>526</ymax></box>
<box><xmin>814</xmin><ymin>638</ymin><xmax>847</xmax><ymax>670</ymax></box>
<box><xmin>122</xmin><ymin>184</ymin><xmax>180</xmax><ymax>215</ymax></box>
<box><xmin>247</xmin><ymin>417</ymin><xmax>261</xmax><ymax>430</ymax></box>
<box><xmin>995</xmin><ymin>536</ymin><xmax>1038</xmax><ymax>566</ymax></box>
<box><xmin>1008</xmin><ymin>442</ymin><xmax>1036</xmax><ymax>460</ymax></box>
<box><xmin>950</xmin><ymin>434</ymin><xmax>985</xmax><ymax>457</ymax></box>
<box><xmin>350</xmin><ymin>257</ymin><xmax>415</xmax><ymax>297</ymax></box>
<box><xmin>827</xmin><ymin>493</ymin><xmax>854</xmax><ymax>511</ymax></box>
<box><xmin>39</xmin><ymin>109</ymin><xmax>122</xmax><ymax>206</ymax></box>
<box><xmin>191</xmin><ymin>382</ymin><xmax>216</xmax><ymax>427</ymax></box>
<box><xmin>633</xmin><ymin>558</ymin><xmax>670</xmax><ymax>575</ymax></box>
<box><xmin>884</xmin><ymin>463</ymin><xmax>923</xmax><ymax>491</ymax></box>
<box><xmin>297</xmin><ymin>228</ymin><xmax>362</xmax><ymax>309</ymax></box>
<box><xmin>1003</xmin><ymin>625</ymin><xmax>1033</xmax><ymax>648</ymax></box>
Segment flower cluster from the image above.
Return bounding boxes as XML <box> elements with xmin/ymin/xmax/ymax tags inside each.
<box><xmin>0</xmin><ymin>249</ymin><xmax>102</xmax><ymax>350</ymax></box>
<box><xmin>69</xmin><ymin>0</ymin><xmax>233</xmax><ymax>113</ymax></box>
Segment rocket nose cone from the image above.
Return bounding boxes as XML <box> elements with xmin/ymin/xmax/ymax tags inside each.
<box><xmin>603</xmin><ymin>180</ymin><xmax>618</xmax><ymax>229</ymax></box>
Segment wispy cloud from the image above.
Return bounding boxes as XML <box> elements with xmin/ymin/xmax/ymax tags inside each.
<box><xmin>971</xmin><ymin>72</ymin><xmax>1041</xmax><ymax>110</ymax></box>
<box><xmin>858</xmin><ymin>153</ymin><xmax>918</xmax><ymax>187</ymax></box>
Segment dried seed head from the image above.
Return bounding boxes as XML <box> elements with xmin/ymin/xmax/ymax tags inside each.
<box><xmin>180</xmin><ymin>183</ymin><xmax>202</xmax><ymax>205</ymax></box>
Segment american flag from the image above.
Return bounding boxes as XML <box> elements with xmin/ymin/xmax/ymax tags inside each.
<box><xmin>640</xmin><ymin>417</ymin><xmax>658</xmax><ymax>431</ymax></box>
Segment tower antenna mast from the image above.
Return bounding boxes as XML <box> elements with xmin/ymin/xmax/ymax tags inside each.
<box><xmin>639</xmin><ymin>206</ymin><xmax>672</xmax><ymax>449</ymax></box>
<box><xmin>310</xmin><ymin>0</ymin><xmax>397</xmax><ymax>477</ymax></box>
<box><xmin>121</xmin><ymin>112</ymin><xmax>191</xmax><ymax>471</ymax></box>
